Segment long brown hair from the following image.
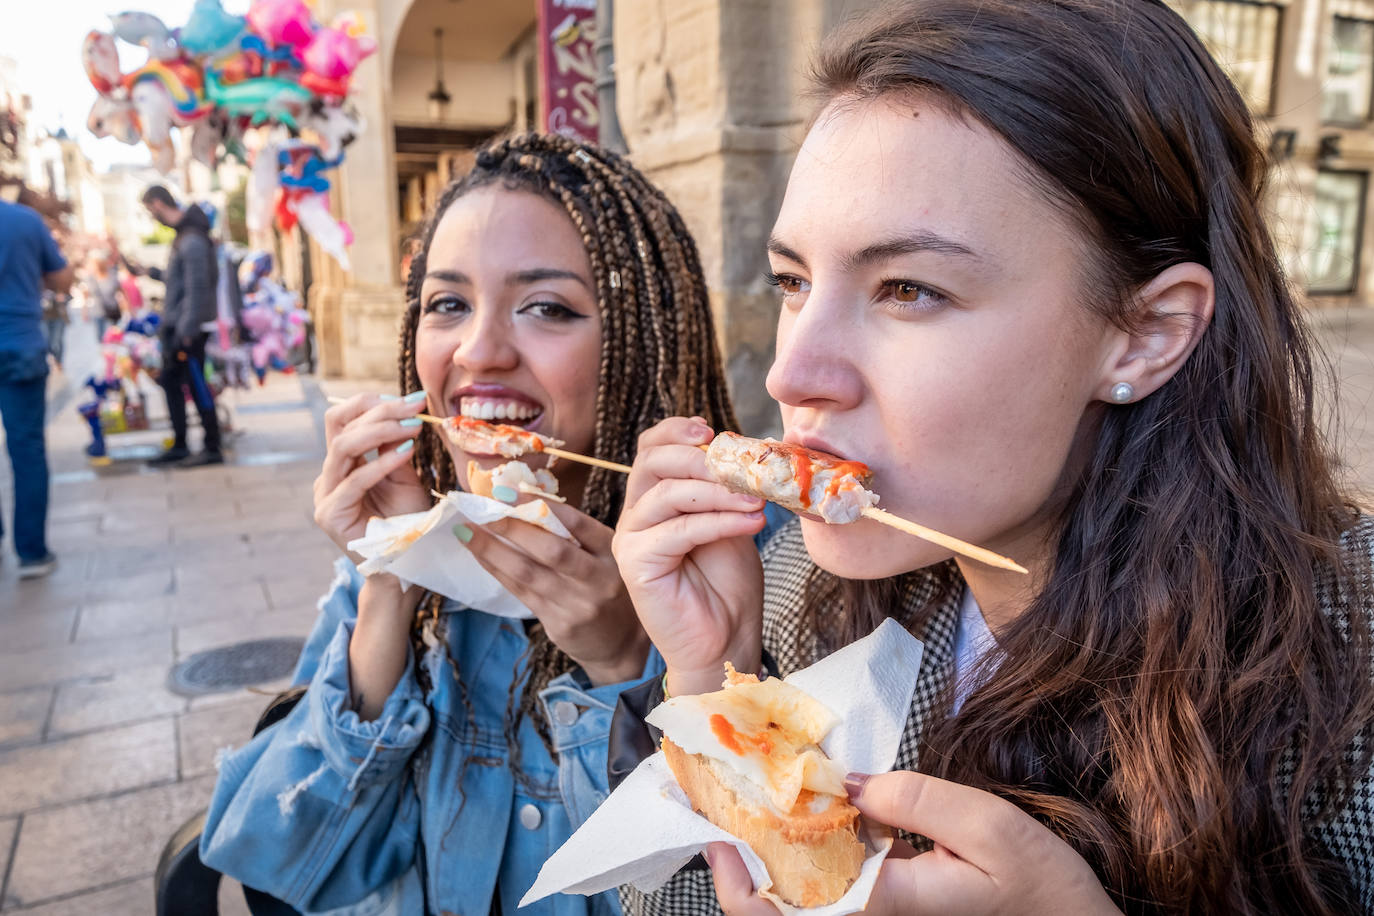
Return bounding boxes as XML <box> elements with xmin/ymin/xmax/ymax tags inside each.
<box><xmin>805</xmin><ymin>2</ymin><xmax>1374</xmax><ymax>912</ymax></box>
<box><xmin>398</xmin><ymin>132</ymin><xmax>737</xmax><ymax>752</ymax></box>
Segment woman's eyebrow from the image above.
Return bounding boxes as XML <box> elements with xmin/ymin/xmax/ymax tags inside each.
<box><xmin>507</xmin><ymin>268</ymin><xmax>591</xmax><ymax>290</ymax></box>
<box><xmin>424</xmin><ymin>269</ymin><xmax>470</xmax><ymax>284</ymax></box>
<box><xmin>767</xmin><ymin>232</ymin><xmax>982</xmax><ymax>273</ymax></box>
<box><xmin>841</xmin><ymin>232</ymin><xmax>981</xmax><ymax>272</ymax></box>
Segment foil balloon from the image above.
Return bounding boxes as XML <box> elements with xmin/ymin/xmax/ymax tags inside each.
<box><xmin>189</xmin><ymin>113</ymin><xmax>227</xmax><ymax>167</ymax></box>
<box><xmin>109</xmin><ymin>11</ymin><xmax>178</xmax><ymax>60</ymax></box>
<box><xmin>300</xmin><ymin>14</ymin><xmax>376</xmax><ymax>97</ymax></box>
<box><xmin>81</xmin><ymin>31</ymin><xmax>122</xmax><ymax>94</ymax></box>
<box><xmin>300</xmin><ymin>101</ymin><xmax>361</xmax><ymax>161</ymax></box>
<box><xmin>204</xmin><ymin>70</ymin><xmax>313</xmax><ymax>128</ymax></box>
<box><xmin>284</xmin><ymin>191</ymin><xmax>351</xmax><ymax>273</ymax></box>
<box><xmin>245</xmin><ymin>0</ymin><xmax>316</xmax><ymax>49</ymax></box>
<box><xmin>246</xmin><ymin>141</ymin><xmax>280</xmax><ymax>235</ymax></box>
<box><xmin>178</xmin><ymin>0</ymin><xmax>245</xmax><ymax>57</ymax></box>
<box><xmin>86</xmin><ymin>94</ymin><xmax>140</xmax><ymax>145</ymax></box>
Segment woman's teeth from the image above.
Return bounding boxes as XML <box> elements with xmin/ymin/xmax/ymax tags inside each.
<box><xmin>459</xmin><ymin>400</ymin><xmax>541</xmax><ymax>422</ymax></box>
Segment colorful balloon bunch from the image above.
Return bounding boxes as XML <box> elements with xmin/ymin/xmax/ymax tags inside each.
<box><xmin>82</xmin><ymin>0</ymin><xmax>373</xmax><ymax>270</ymax></box>
<box><xmin>237</xmin><ymin>250</ymin><xmax>310</xmax><ymax>382</ymax></box>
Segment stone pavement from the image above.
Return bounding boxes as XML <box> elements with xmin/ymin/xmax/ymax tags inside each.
<box><xmin>2</xmin><ymin>307</ymin><xmax>1374</xmax><ymax>914</ymax></box>
<box><xmin>0</xmin><ymin>317</ymin><xmax>388</xmax><ymax>914</ymax></box>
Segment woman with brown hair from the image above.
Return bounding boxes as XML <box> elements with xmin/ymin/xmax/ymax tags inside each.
<box><xmin>612</xmin><ymin>1</ymin><xmax>1374</xmax><ymax>913</ymax></box>
<box><xmin>200</xmin><ymin>132</ymin><xmax>741</xmax><ymax>915</ymax></box>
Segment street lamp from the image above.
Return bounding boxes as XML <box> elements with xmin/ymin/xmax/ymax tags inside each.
<box><xmin>428</xmin><ymin>28</ymin><xmax>451</xmax><ymax>122</ymax></box>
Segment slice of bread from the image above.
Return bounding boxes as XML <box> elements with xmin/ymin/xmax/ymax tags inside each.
<box><xmin>661</xmin><ymin>737</ymin><xmax>865</xmax><ymax>907</ymax></box>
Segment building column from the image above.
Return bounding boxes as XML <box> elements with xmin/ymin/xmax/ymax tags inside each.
<box><xmin>614</xmin><ymin>0</ymin><xmax>879</xmax><ymax>435</ymax></box>
<box><xmin>309</xmin><ymin>0</ymin><xmax>405</xmax><ymax>380</ymax></box>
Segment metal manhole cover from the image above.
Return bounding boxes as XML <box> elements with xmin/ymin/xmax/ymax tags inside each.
<box><xmin>167</xmin><ymin>638</ymin><xmax>305</xmax><ymax>696</ymax></box>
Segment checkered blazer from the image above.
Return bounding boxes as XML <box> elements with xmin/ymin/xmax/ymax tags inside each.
<box><xmin>620</xmin><ymin>517</ymin><xmax>1374</xmax><ymax>916</ymax></box>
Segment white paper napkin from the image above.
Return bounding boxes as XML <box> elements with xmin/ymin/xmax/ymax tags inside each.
<box><xmin>346</xmin><ymin>490</ymin><xmax>572</xmax><ymax>619</ymax></box>
<box><xmin>521</xmin><ymin>618</ymin><xmax>924</xmax><ymax>915</ymax></box>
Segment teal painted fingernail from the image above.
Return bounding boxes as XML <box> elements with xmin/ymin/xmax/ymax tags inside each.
<box><xmin>400</xmin><ymin>417</ymin><xmax>423</xmax><ymax>428</ymax></box>
<box><xmin>395</xmin><ymin>439</ymin><xmax>414</xmax><ymax>455</ymax></box>
<box><xmin>492</xmin><ymin>485</ymin><xmax>518</xmax><ymax>503</ymax></box>
<box><xmin>403</xmin><ymin>390</ymin><xmax>427</xmax><ymax>404</ymax></box>
<box><xmin>379</xmin><ymin>394</ymin><xmax>399</xmax><ymax>401</ymax></box>
<box><xmin>452</xmin><ymin>523</ymin><xmax>473</xmax><ymax>543</ymax></box>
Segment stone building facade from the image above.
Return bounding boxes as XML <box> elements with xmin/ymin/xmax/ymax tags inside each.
<box><xmin>308</xmin><ymin>0</ymin><xmax>1374</xmax><ymax>438</ymax></box>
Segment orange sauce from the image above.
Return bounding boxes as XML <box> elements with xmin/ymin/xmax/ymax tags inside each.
<box><xmin>710</xmin><ymin>714</ymin><xmax>742</xmax><ymax>754</ymax></box>
<box><xmin>755</xmin><ymin>441</ymin><xmax>871</xmax><ymax>508</ymax></box>
<box><xmin>710</xmin><ymin>713</ymin><xmax>781</xmax><ymax>758</ymax></box>
<box><xmin>824</xmin><ymin>461</ymin><xmax>870</xmax><ymax>499</ymax></box>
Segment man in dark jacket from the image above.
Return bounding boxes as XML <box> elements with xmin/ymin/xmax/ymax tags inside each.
<box><xmin>138</xmin><ymin>185</ymin><xmax>223</xmax><ymax>467</ymax></box>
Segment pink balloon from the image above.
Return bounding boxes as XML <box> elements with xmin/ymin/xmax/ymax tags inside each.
<box><xmin>246</xmin><ymin>0</ymin><xmax>315</xmax><ymax>48</ymax></box>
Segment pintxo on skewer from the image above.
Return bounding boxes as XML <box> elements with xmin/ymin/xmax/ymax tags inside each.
<box><xmin>327</xmin><ymin>400</ymin><xmax>633</xmax><ymax>475</ymax></box>
<box><xmin>704</xmin><ymin>431</ymin><xmax>1028</xmax><ymax>574</ymax></box>
<box><xmin>438</xmin><ymin>416</ymin><xmax>634</xmax><ymax>474</ymax></box>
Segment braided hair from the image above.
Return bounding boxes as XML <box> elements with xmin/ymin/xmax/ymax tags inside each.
<box><xmin>397</xmin><ymin>132</ymin><xmax>738</xmax><ymax>754</ymax></box>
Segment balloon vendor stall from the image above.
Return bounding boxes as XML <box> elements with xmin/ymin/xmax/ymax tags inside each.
<box><xmin>82</xmin><ymin>0</ymin><xmax>374</xmax><ymax>271</ymax></box>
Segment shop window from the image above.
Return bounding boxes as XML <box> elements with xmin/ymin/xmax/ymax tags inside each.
<box><xmin>1307</xmin><ymin>169</ymin><xmax>1368</xmax><ymax>295</ymax></box>
<box><xmin>1173</xmin><ymin>0</ymin><xmax>1283</xmax><ymax>114</ymax></box>
<box><xmin>1324</xmin><ymin>17</ymin><xmax>1374</xmax><ymax>124</ymax></box>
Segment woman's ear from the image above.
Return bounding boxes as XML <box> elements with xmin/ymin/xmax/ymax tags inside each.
<box><xmin>1096</xmin><ymin>262</ymin><xmax>1214</xmax><ymax>404</ymax></box>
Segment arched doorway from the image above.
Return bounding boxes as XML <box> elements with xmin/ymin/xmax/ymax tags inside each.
<box><xmin>389</xmin><ymin>0</ymin><xmax>538</xmax><ymax>253</ymax></box>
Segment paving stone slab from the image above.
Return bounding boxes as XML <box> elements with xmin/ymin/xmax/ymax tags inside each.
<box><xmin>0</xmin><ymin>688</ymin><xmax>51</xmax><ymax>747</ymax></box>
<box><xmin>4</xmin><ymin>774</ymin><xmax>212</xmax><ymax>906</ymax></box>
<box><xmin>185</xmin><ymin>677</ymin><xmax>293</xmax><ymax>712</ymax></box>
<box><xmin>0</xmin><ymin>629</ymin><xmax>172</xmax><ymax>693</ymax></box>
<box><xmin>0</xmin><ymin>719</ymin><xmax>176</xmax><ymax>816</ymax></box>
<box><xmin>80</xmin><ymin>567</ymin><xmax>176</xmax><ymax>604</ymax></box>
<box><xmin>177</xmin><ymin>695</ymin><xmax>269</xmax><ymax>779</ymax></box>
<box><xmin>264</xmin><ymin>572</ymin><xmax>335</xmax><ymax>613</ymax></box>
<box><xmin>0</xmin><ymin>816</ymin><xmax>16</xmax><ymax>888</ymax></box>
<box><xmin>72</xmin><ymin>595</ymin><xmax>176</xmax><ymax>642</ymax></box>
<box><xmin>218</xmin><ymin>879</ymin><xmax>254</xmax><ymax>916</ymax></box>
<box><xmin>0</xmin><ymin>605</ymin><xmax>77</xmax><ymax>653</ymax></box>
<box><xmin>5</xmin><ymin>878</ymin><xmax>155</xmax><ymax>916</ymax></box>
<box><xmin>48</xmin><ymin>665</ymin><xmax>185</xmax><ymax>737</ymax></box>
<box><xmin>85</xmin><ymin>544</ymin><xmax>185</xmax><ymax>582</ymax></box>
<box><xmin>165</xmin><ymin>580</ymin><xmax>272</xmax><ymax>622</ymax></box>
<box><xmin>175</xmin><ymin>607</ymin><xmax>317</xmax><ymax>659</ymax></box>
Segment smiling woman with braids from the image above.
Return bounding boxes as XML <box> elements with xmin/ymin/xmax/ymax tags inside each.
<box><xmin>199</xmin><ymin>133</ymin><xmax>741</xmax><ymax>915</ymax></box>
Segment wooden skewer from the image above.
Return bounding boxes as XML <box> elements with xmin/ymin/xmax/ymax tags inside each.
<box><xmin>859</xmin><ymin>507</ymin><xmax>1028</xmax><ymax>574</ymax></box>
<box><xmin>542</xmin><ymin>447</ymin><xmax>633</xmax><ymax>474</ymax></box>
<box><xmin>326</xmin><ymin>397</ymin><xmax>634</xmax><ymax>474</ymax></box>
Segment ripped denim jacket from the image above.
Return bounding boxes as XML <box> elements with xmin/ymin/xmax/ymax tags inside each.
<box><xmin>200</xmin><ymin>559</ymin><xmax>658</xmax><ymax>916</ymax></box>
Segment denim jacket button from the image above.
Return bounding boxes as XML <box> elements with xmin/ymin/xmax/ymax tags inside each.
<box><xmin>552</xmin><ymin>700</ymin><xmax>579</xmax><ymax>727</ymax></box>
<box><xmin>519</xmin><ymin>803</ymin><xmax>543</xmax><ymax>830</ymax></box>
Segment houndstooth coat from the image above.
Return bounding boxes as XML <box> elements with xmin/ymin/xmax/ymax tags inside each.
<box><xmin>619</xmin><ymin>517</ymin><xmax>1374</xmax><ymax>916</ymax></box>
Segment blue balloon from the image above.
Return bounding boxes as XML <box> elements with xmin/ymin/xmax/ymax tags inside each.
<box><xmin>178</xmin><ymin>0</ymin><xmax>245</xmax><ymax>56</ymax></box>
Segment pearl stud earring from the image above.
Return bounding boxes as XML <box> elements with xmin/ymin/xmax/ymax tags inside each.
<box><xmin>1109</xmin><ymin>382</ymin><xmax>1135</xmax><ymax>404</ymax></box>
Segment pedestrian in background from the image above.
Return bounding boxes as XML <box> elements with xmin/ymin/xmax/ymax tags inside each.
<box><xmin>0</xmin><ymin>197</ymin><xmax>72</xmax><ymax>579</ymax></box>
<box><xmin>84</xmin><ymin>251</ymin><xmax>122</xmax><ymax>342</ymax></box>
<box><xmin>127</xmin><ymin>185</ymin><xmax>223</xmax><ymax>468</ymax></box>
<box><xmin>40</xmin><ymin>287</ymin><xmax>68</xmax><ymax>370</ymax></box>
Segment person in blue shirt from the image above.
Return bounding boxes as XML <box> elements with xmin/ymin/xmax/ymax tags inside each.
<box><xmin>200</xmin><ymin>133</ymin><xmax>742</xmax><ymax>915</ymax></box>
<box><xmin>0</xmin><ymin>198</ymin><xmax>72</xmax><ymax>578</ymax></box>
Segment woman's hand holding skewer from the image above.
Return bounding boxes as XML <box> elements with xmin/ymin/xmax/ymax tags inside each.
<box><xmin>313</xmin><ymin>392</ymin><xmax>431</xmax><ymax>557</ymax></box>
<box><xmin>611</xmin><ymin>417</ymin><xmax>770</xmax><ymax>697</ymax></box>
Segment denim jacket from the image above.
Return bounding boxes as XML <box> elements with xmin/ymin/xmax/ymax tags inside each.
<box><xmin>201</xmin><ymin>558</ymin><xmax>659</xmax><ymax>916</ymax></box>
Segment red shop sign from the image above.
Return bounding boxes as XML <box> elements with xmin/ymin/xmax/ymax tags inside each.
<box><xmin>537</xmin><ymin>0</ymin><xmax>599</xmax><ymax>143</ymax></box>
